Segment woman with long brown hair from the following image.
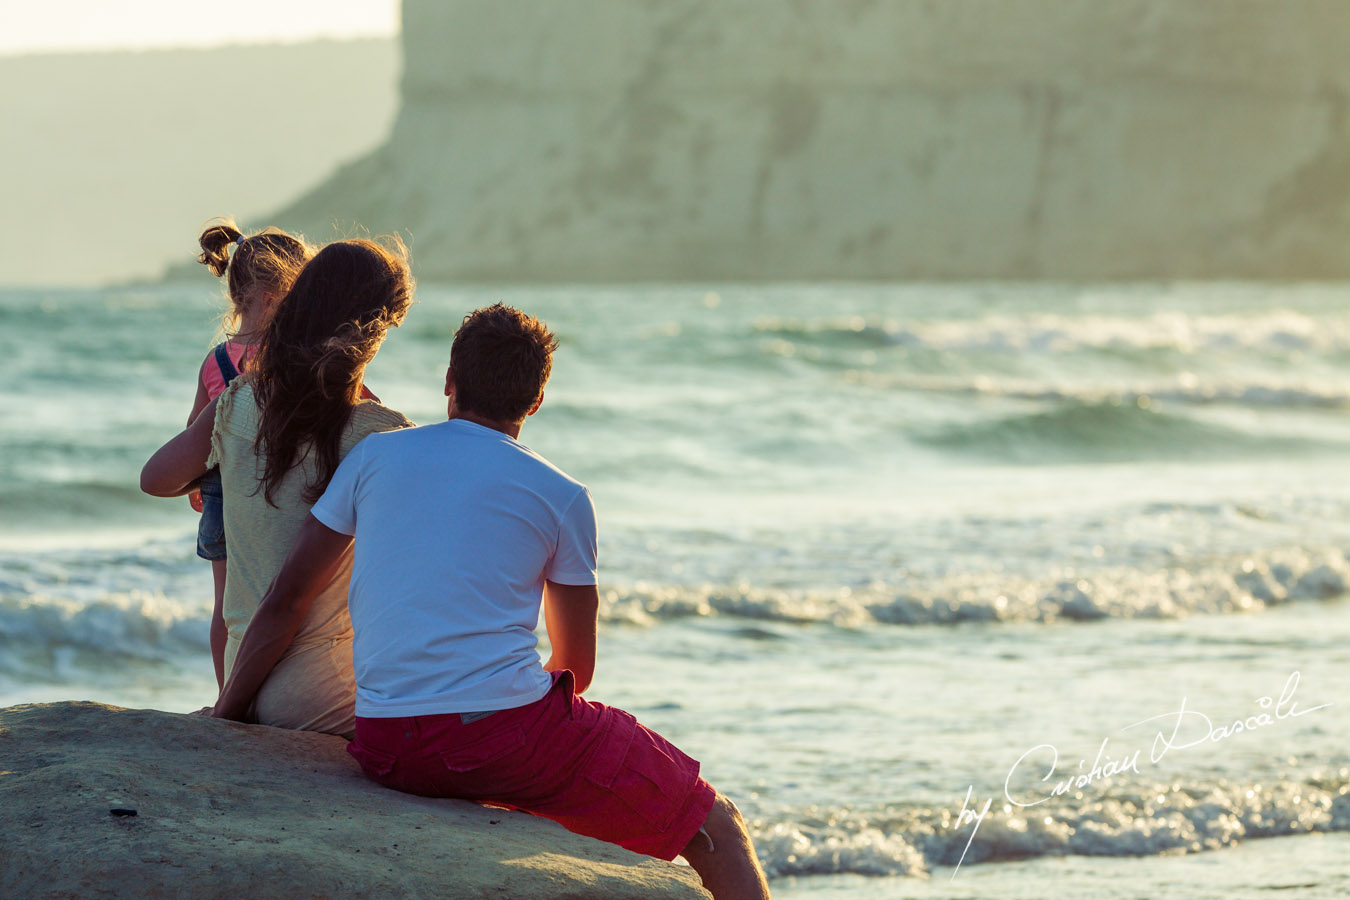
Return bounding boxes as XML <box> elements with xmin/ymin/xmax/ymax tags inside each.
<box><xmin>141</xmin><ymin>238</ymin><xmax>415</xmax><ymax>738</ymax></box>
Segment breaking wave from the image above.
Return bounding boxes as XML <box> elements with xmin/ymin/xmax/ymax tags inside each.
<box><xmin>599</xmin><ymin>545</ymin><xmax>1350</xmax><ymax>627</ymax></box>
<box><xmin>753</xmin><ymin>308</ymin><xmax>1350</xmax><ymax>357</ymax></box>
<box><xmin>750</xmin><ymin>770</ymin><xmax>1350</xmax><ymax>878</ymax></box>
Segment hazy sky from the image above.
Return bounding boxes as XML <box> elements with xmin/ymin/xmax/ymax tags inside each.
<box><xmin>0</xmin><ymin>0</ymin><xmax>400</xmax><ymax>56</ymax></box>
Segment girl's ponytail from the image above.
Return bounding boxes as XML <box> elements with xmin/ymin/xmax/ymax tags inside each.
<box><xmin>195</xmin><ymin>218</ymin><xmax>312</xmax><ymax>337</ymax></box>
<box><xmin>198</xmin><ymin>218</ymin><xmax>244</xmax><ymax>277</ymax></box>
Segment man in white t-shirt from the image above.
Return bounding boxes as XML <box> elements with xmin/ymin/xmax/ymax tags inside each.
<box><xmin>211</xmin><ymin>304</ymin><xmax>771</xmax><ymax>900</ymax></box>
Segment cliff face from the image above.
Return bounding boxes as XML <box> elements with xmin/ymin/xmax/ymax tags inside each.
<box><xmin>277</xmin><ymin>1</ymin><xmax>1350</xmax><ymax>280</ymax></box>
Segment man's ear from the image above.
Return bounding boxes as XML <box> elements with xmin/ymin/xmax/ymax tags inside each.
<box><xmin>526</xmin><ymin>390</ymin><xmax>544</xmax><ymax>417</ymax></box>
<box><xmin>444</xmin><ymin>366</ymin><xmax>455</xmax><ymax>397</ymax></box>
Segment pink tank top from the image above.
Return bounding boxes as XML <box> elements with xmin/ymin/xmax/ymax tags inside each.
<box><xmin>200</xmin><ymin>341</ymin><xmax>380</xmax><ymax>402</ymax></box>
<box><xmin>200</xmin><ymin>342</ymin><xmax>255</xmax><ymax>400</ymax></box>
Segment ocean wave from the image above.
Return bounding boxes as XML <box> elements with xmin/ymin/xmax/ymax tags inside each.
<box><xmin>0</xmin><ymin>590</ymin><xmax>209</xmax><ymax>684</ymax></box>
<box><xmin>850</xmin><ymin>372</ymin><xmax>1350</xmax><ymax>410</ymax></box>
<box><xmin>4</xmin><ymin>541</ymin><xmax>1347</xmax><ymax>682</ymax></box>
<box><xmin>600</xmin><ymin>546</ymin><xmax>1350</xmax><ymax>628</ymax></box>
<box><xmin>0</xmin><ymin>542</ymin><xmax>210</xmax><ymax>683</ymax></box>
<box><xmin>907</xmin><ymin>401</ymin><xmax>1332</xmax><ymax>462</ymax></box>
<box><xmin>749</xmin><ymin>770</ymin><xmax>1350</xmax><ymax>878</ymax></box>
<box><xmin>753</xmin><ymin>309</ymin><xmax>1350</xmax><ymax>357</ymax></box>
<box><xmin>0</xmin><ymin>480</ymin><xmax>154</xmax><ymax>519</ymax></box>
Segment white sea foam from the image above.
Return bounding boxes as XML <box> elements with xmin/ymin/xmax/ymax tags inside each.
<box><xmin>749</xmin><ymin>770</ymin><xmax>1350</xmax><ymax>878</ymax></box>
<box><xmin>0</xmin><ymin>589</ymin><xmax>209</xmax><ymax>682</ymax></box>
<box><xmin>755</xmin><ymin>309</ymin><xmax>1350</xmax><ymax>356</ymax></box>
<box><xmin>3</xmin><ymin>539</ymin><xmax>1347</xmax><ymax>685</ymax></box>
<box><xmin>600</xmin><ymin>545</ymin><xmax>1350</xmax><ymax>628</ymax></box>
<box><xmin>0</xmin><ymin>541</ymin><xmax>210</xmax><ymax>684</ymax></box>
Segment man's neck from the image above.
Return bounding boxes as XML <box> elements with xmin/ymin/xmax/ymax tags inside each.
<box><xmin>449</xmin><ymin>410</ymin><xmax>522</xmax><ymax>440</ymax></box>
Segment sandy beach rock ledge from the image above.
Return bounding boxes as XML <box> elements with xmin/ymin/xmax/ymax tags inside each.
<box><xmin>0</xmin><ymin>702</ymin><xmax>710</xmax><ymax>900</ymax></box>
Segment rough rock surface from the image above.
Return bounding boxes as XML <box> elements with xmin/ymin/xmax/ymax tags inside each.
<box><xmin>272</xmin><ymin>0</ymin><xmax>1350</xmax><ymax>281</ymax></box>
<box><xmin>0</xmin><ymin>702</ymin><xmax>709</xmax><ymax>900</ymax></box>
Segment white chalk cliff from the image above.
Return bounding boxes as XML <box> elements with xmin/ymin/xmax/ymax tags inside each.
<box><xmin>277</xmin><ymin>1</ymin><xmax>1350</xmax><ymax>280</ymax></box>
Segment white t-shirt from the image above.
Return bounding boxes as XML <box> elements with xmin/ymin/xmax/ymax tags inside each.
<box><xmin>310</xmin><ymin>418</ymin><xmax>598</xmax><ymax>718</ymax></box>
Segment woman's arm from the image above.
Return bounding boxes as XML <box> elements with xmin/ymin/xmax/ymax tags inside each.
<box><xmin>212</xmin><ymin>515</ymin><xmax>354</xmax><ymax>721</ymax></box>
<box><xmin>185</xmin><ymin>371</ymin><xmax>212</xmax><ymax>512</ymax></box>
<box><xmin>141</xmin><ymin>398</ymin><xmax>218</xmax><ymax>497</ymax></box>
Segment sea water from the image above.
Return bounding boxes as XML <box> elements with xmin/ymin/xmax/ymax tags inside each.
<box><xmin>2</xmin><ymin>282</ymin><xmax>1348</xmax><ymax>898</ymax></box>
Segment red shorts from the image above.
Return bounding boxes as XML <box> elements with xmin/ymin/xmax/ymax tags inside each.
<box><xmin>348</xmin><ymin>671</ymin><xmax>718</xmax><ymax>861</ymax></box>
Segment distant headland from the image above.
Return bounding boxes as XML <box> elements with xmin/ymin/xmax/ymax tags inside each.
<box><xmin>269</xmin><ymin>0</ymin><xmax>1350</xmax><ymax>281</ymax></box>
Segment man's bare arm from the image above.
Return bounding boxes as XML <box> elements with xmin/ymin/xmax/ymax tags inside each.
<box><xmin>212</xmin><ymin>515</ymin><xmax>353</xmax><ymax>721</ymax></box>
<box><xmin>542</xmin><ymin>581</ymin><xmax>598</xmax><ymax>694</ymax></box>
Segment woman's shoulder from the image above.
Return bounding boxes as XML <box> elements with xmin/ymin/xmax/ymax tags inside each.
<box><xmin>349</xmin><ymin>400</ymin><xmax>415</xmax><ymax>437</ymax></box>
<box><xmin>206</xmin><ymin>379</ymin><xmax>256</xmax><ymax>468</ymax></box>
<box><xmin>215</xmin><ymin>377</ymin><xmax>256</xmax><ymax>415</ymax></box>
<box><xmin>340</xmin><ymin>402</ymin><xmax>414</xmax><ymax>459</ymax></box>
<box><xmin>214</xmin><ymin>378</ymin><xmax>264</xmax><ymax>435</ymax></box>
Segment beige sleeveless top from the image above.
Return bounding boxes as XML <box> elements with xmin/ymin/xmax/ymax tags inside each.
<box><xmin>207</xmin><ymin>380</ymin><xmax>412</xmax><ymax>739</ymax></box>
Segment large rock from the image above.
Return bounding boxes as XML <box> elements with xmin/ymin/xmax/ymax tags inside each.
<box><xmin>0</xmin><ymin>702</ymin><xmax>709</xmax><ymax>900</ymax></box>
<box><xmin>271</xmin><ymin>0</ymin><xmax>1350</xmax><ymax>281</ymax></box>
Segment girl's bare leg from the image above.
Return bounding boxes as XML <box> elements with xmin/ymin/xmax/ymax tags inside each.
<box><xmin>210</xmin><ymin>560</ymin><xmax>228</xmax><ymax>689</ymax></box>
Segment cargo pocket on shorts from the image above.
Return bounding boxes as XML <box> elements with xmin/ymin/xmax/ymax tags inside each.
<box><xmin>439</xmin><ymin>725</ymin><xmax>527</xmax><ymax>773</ymax></box>
<box><xmin>581</xmin><ymin>709</ymin><xmax>684</xmax><ymax>832</ymax></box>
<box><xmin>348</xmin><ymin>742</ymin><xmax>397</xmax><ymax>778</ymax></box>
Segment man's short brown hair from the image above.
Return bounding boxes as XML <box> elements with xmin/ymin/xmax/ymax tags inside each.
<box><xmin>450</xmin><ymin>303</ymin><xmax>559</xmax><ymax>422</ymax></box>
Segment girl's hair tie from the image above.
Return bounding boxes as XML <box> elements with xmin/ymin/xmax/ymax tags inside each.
<box><xmin>236</xmin><ymin>235</ymin><xmax>246</xmax><ymax>246</ymax></box>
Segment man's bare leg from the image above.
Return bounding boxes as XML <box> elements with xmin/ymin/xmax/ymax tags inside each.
<box><xmin>679</xmin><ymin>792</ymin><xmax>771</xmax><ymax>900</ymax></box>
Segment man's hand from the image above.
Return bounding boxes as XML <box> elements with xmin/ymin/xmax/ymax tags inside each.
<box><xmin>542</xmin><ymin>581</ymin><xmax>599</xmax><ymax>693</ymax></box>
<box><xmin>188</xmin><ymin>489</ymin><xmax>203</xmax><ymax>513</ymax></box>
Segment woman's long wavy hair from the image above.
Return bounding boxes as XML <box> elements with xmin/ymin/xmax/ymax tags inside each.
<box><xmin>250</xmin><ymin>238</ymin><xmax>413</xmax><ymax>507</ymax></box>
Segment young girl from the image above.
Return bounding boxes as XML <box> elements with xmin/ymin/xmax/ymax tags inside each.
<box><xmin>188</xmin><ymin>219</ymin><xmax>313</xmax><ymax>689</ymax></box>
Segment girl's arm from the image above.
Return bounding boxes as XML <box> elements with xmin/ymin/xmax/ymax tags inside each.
<box><xmin>141</xmin><ymin>398</ymin><xmax>218</xmax><ymax>497</ymax></box>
